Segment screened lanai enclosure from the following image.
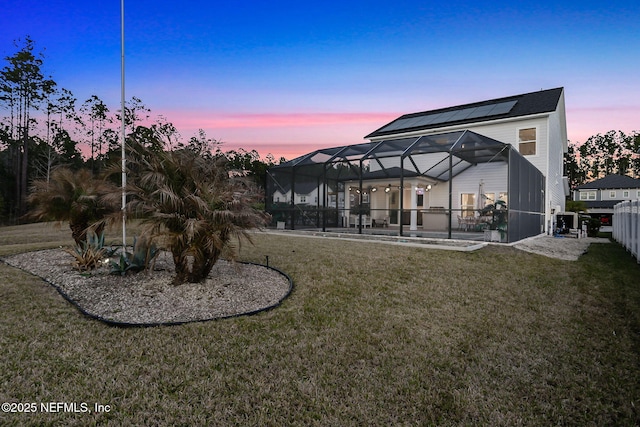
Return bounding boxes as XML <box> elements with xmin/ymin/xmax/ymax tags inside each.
<box><xmin>266</xmin><ymin>130</ymin><xmax>545</xmax><ymax>243</ymax></box>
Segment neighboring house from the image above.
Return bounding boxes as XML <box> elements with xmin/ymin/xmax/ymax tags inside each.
<box><xmin>267</xmin><ymin>87</ymin><xmax>569</xmax><ymax>243</ymax></box>
<box><xmin>271</xmin><ymin>181</ymin><xmax>321</xmax><ymax>206</ymax></box>
<box><xmin>573</xmin><ymin>174</ymin><xmax>640</xmax><ymax>226</ymax></box>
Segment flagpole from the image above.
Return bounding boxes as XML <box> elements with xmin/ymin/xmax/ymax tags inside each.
<box><xmin>121</xmin><ymin>0</ymin><xmax>127</xmax><ymax>249</ymax></box>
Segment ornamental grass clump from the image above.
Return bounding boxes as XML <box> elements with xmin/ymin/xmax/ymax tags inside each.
<box><xmin>122</xmin><ymin>144</ymin><xmax>269</xmax><ymax>285</ymax></box>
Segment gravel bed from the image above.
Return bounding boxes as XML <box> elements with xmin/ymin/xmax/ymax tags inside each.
<box><xmin>1</xmin><ymin>249</ymin><xmax>292</xmax><ymax>326</ymax></box>
<box><xmin>513</xmin><ymin>235</ymin><xmax>610</xmax><ymax>261</ymax></box>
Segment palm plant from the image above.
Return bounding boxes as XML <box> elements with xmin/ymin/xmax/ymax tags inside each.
<box><xmin>123</xmin><ymin>145</ymin><xmax>269</xmax><ymax>285</ymax></box>
<box><xmin>27</xmin><ymin>167</ymin><xmax>115</xmax><ymax>245</ymax></box>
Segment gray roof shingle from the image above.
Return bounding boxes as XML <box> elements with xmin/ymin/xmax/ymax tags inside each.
<box><xmin>576</xmin><ymin>174</ymin><xmax>640</xmax><ymax>190</ymax></box>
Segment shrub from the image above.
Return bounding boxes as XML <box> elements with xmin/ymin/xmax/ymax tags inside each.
<box><xmin>65</xmin><ymin>230</ymin><xmax>110</xmax><ymax>271</ymax></box>
<box><xmin>118</xmin><ymin>144</ymin><xmax>269</xmax><ymax>285</ymax></box>
<box><xmin>110</xmin><ymin>235</ymin><xmax>160</xmax><ymax>276</ymax></box>
<box><xmin>27</xmin><ymin>168</ymin><xmax>116</xmax><ymax>245</ymax></box>
<box><xmin>582</xmin><ymin>216</ymin><xmax>602</xmax><ymax>237</ymax></box>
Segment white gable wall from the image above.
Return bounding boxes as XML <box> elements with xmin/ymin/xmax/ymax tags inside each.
<box><xmin>427</xmin><ymin>163</ymin><xmax>509</xmax><ymax>209</ymax></box>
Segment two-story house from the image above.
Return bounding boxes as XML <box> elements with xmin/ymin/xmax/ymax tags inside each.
<box><xmin>573</xmin><ymin>174</ymin><xmax>640</xmax><ymax>227</ymax></box>
<box><xmin>267</xmin><ymin>87</ymin><xmax>569</xmax><ymax>243</ymax></box>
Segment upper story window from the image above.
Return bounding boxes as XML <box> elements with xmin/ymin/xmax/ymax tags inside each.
<box><xmin>609</xmin><ymin>191</ymin><xmax>616</xmax><ymax>198</ymax></box>
<box><xmin>299</xmin><ymin>195</ymin><xmax>307</xmax><ymax>203</ymax></box>
<box><xmin>518</xmin><ymin>128</ymin><xmax>537</xmax><ymax>156</ymax></box>
<box><xmin>579</xmin><ymin>191</ymin><xmax>596</xmax><ymax>201</ymax></box>
<box><xmin>623</xmin><ymin>190</ymin><xmax>630</xmax><ymax>198</ymax></box>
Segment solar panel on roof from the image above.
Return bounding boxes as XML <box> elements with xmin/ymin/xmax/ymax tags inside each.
<box><xmin>433</xmin><ymin>111</ymin><xmax>458</xmax><ymax>123</ymax></box>
<box><xmin>375</xmin><ymin>99</ymin><xmax>519</xmax><ymax>135</ymax></box>
<box><xmin>464</xmin><ymin>104</ymin><xmax>495</xmax><ymax>120</ymax></box>
<box><xmin>382</xmin><ymin>117</ymin><xmax>417</xmax><ymax>132</ymax></box>
<box><xmin>377</xmin><ymin>121</ymin><xmax>400</xmax><ymax>133</ymax></box>
<box><xmin>487</xmin><ymin>100</ymin><xmax>517</xmax><ymax>115</ymax></box>
<box><xmin>447</xmin><ymin>107</ymin><xmax>476</xmax><ymax>122</ymax></box>
<box><xmin>401</xmin><ymin>116</ymin><xmax>426</xmax><ymax>128</ymax></box>
<box><xmin>417</xmin><ymin>112</ymin><xmax>443</xmax><ymax>126</ymax></box>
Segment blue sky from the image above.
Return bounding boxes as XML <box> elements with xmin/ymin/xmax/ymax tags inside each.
<box><xmin>2</xmin><ymin>0</ymin><xmax>639</xmax><ymax>159</ymax></box>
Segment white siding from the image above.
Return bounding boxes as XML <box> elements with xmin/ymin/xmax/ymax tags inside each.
<box><xmin>546</xmin><ymin>92</ymin><xmax>568</xmax><ymax>215</ymax></box>
<box><xmin>427</xmin><ymin>164</ymin><xmax>508</xmax><ymax>210</ymax></box>
<box><xmin>461</xmin><ymin>118</ymin><xmax>549</xmax><ymax>172</ymax></box>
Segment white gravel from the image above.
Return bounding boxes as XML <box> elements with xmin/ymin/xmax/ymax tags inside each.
<box><xmin>1</xmin><ymin>249</ymin><xmax>292</xmax><ymax>326</ymax></box>
<box><xmin>513</xmin><ymin>235</ymin><xmax>611</xmax><ymax>261</ymax></box>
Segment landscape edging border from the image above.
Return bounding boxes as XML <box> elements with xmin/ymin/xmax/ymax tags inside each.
<box><xmin>0</xmin><ymin>255</ymin><xmax>294</xmax><ymax>328</ymax></box>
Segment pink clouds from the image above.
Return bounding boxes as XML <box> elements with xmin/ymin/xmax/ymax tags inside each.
<box><xmin>168</xmin><ymin>111</ymin><xmax>398</xmax><ymax>129</ymax></box>
<box><xmin>153</xmin><ymin>105</ymin><xmax>639</xmax><ymax>160</ymax></box>
<box><xmin>162</xmin><ymin>110</ymin><xmax>400</xmax><ymax>159</ymax></box>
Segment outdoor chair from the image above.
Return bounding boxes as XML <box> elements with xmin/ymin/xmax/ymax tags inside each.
<box><xmin>457</xmin><ymin>215</ymin><xmax>468</xmax><ymax>231</ymax></box>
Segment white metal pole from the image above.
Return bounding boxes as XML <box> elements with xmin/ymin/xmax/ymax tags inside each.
<box><xmin>121</xmin><ymin>0</ymin><xmax>127</xmax><ymax>249</ymax></box>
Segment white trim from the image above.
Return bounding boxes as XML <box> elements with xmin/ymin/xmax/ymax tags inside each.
<box><xmin>516</xmin><ymin>125</ymin><xmax>539</xmax><ymax>158</ymax></box>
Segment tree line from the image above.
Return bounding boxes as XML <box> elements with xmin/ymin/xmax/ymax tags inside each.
<box><xmin>0</xmin><ymin>37</ymin><xmax>279</xmax><ymax>224</ymax></box>
<box><xmin>564</xmin><ymin>130</ymin><xmax>640</xmax><ymax>189</ymax></box>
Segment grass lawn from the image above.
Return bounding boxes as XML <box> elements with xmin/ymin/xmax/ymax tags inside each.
<box><xmin>1</xmin><ymin>223</ymin><xmax>639</xmax><ymax>425</ymax></box>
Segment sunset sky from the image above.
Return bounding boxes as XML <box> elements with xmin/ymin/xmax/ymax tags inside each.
<box><xmin>2</xmin><ymin>0</ymin><xmax>639</xmax><ymax>160</ymax></box>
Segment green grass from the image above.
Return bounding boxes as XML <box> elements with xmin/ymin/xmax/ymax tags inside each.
<box><xmin>1</xmin><ymin>223</ymin><xmax>639</xmax><ymax>425</ymax></box>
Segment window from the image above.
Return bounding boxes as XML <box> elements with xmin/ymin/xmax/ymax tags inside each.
<box><xmin>299</xmin><ymin>195</ymin><xmax>306</xmax><ymax>203</ymax></box>
<box><xmin>461</xmin><ymin>193</ymin><xmax>476</xmax><ymax>217</ymax></box>
<box><xmin>609</xmin><ymin>191</ymin><xmax>616</xmax><ymax>199</ymax></box>
<box><xmin>623</xmin><ymin>190</ymin><xmax>630</xmax><ymax>198</ymax></box>
<box><xmin>518</xmin><ymin>128</ymin><xmax>536</xmax><ymax>156</ymax></box>
<box><xmin>579</xmin><ymin>191</ymin><xmax>596</xmax><ymax>201</ymax></box>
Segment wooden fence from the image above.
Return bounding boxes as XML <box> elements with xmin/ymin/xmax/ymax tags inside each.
<box><xmin>613</xmin><ymin>200</ymin><xmax>640</xmax><ymax>263</ymax></box>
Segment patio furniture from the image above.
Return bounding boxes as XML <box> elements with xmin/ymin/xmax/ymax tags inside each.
<box><xmin>457</xmin><ymin>215</ymin><xmax>470</xmax><ymax>231</ymax></box>
<box><xmin>372</xmin><ymin>217</ymin><xmax>389</xmax><ymax>228</ymax></box>
<box><xmin>349</xmin><ymin>215</ymin><xmax>371</xmax><ymax>228</ymax></box>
